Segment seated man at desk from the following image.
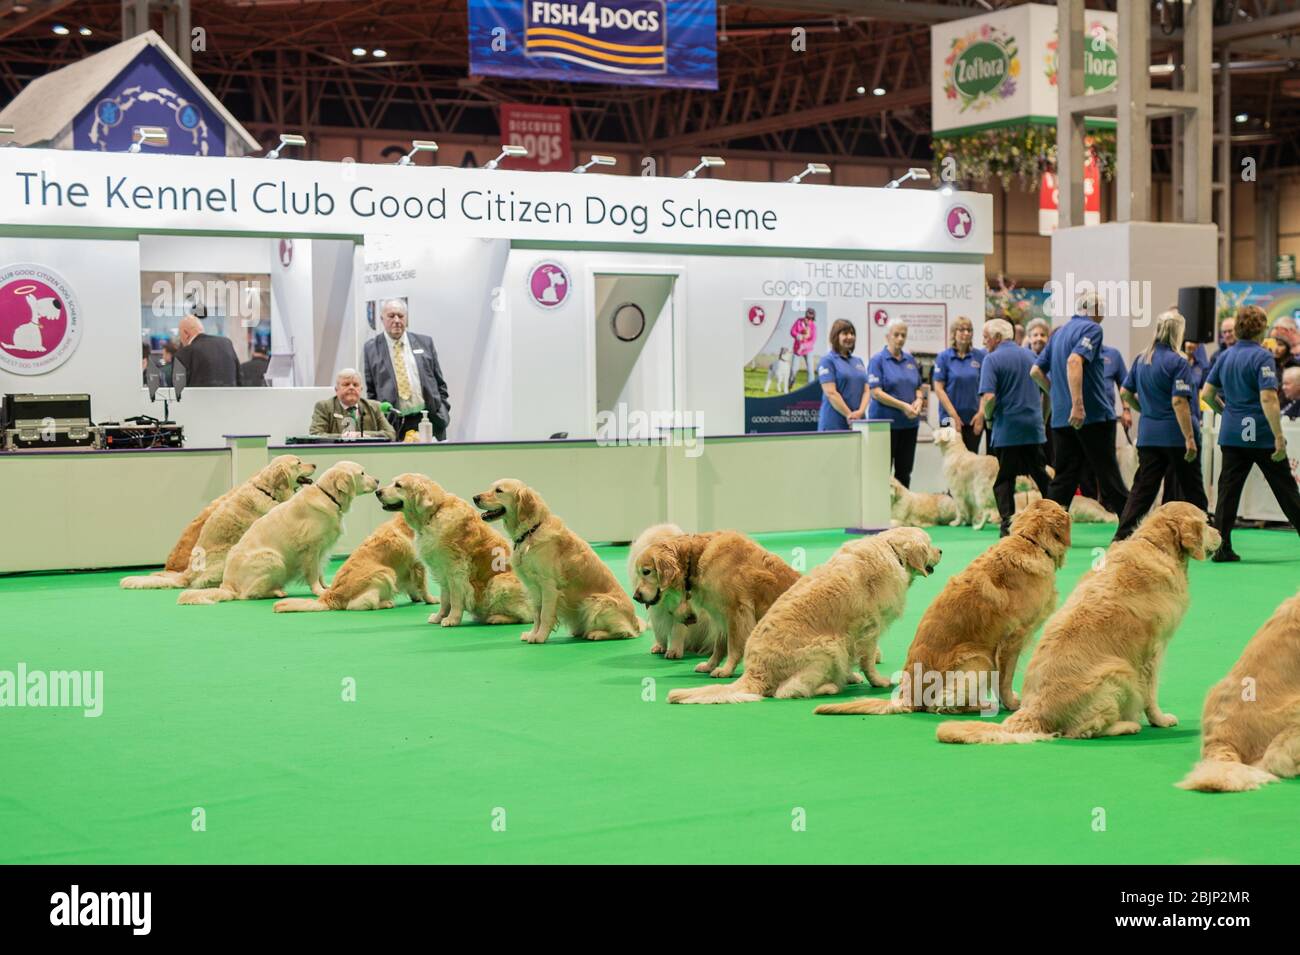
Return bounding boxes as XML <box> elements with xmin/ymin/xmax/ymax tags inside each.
<box><xmin>310</xmin><ymin>368</ymin><xmax>396</xmax><ymax>439</ymax></box>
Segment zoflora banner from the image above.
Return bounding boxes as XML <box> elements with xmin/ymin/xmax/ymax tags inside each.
<box><xmin>468</xmin><ymin>0</ymin><xmax>717</xmax><ymax>90</ymax></box>
<box><xmin>931</xmin><ymin>2</ymin><xmax>1117</xmax><ymax>135</ymax></box>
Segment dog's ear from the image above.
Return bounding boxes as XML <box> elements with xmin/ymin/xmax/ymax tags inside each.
<box><xmin>650</xmin><ymin>544</ymin><xmax>682</xmax><ymax>590</ymax></box>
<box><xmin>514</xmin><ymin>486</ymin><xmax>543</xmax><ymax>526</ymax></box>
<box><xmin>323</xmin><ymin>467</ymin><xmax>351</xmax><ymax>502</ymax></box>
<box><xmin>892</xmin><ymin>533</ymin><xmax>934</xmax><ymax>575</ymax></box>
<box><xmin>1177</xmin><ymin>510</ymin><xmax>1209</xmax><ymax>561</ymax></box>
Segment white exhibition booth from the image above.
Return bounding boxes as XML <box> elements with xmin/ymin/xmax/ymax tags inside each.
<box><xmin>0</xmin><ymin>147</ymin><xmax>993</xmax><ymax>572</ymax></box>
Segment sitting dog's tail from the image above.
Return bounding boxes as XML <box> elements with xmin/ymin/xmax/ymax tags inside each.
<box><xmin>667</xmin><ymin>675</ymin><xmax>762</xmax><ymax>705</ymax></box>
<box><xmin>176</xmin><ymin>587</ymin><xmax>235</xmax><ymax>606</ymax></box>
<box><xmin>1176</xmin><ymin>758</ymin><xmax>1278</xmax><ymax>793</ymax></box>
<box><xmin>273</xmin><ymin>596</ymin><xmax>332</xmax><ymax>613</ymax></box>
<box><xmin>120</xmin><ymin>570</ymin><xmax>185</xmax><ymax>590</ymax></box>
<box><xmin>936</xmin><ymin>713</ymin><xmax>1053</xmax><ymax>744</ymax></box>
<box><xmin>815</xmin><ymin>696</ymin><xmax>908</xmax><ymax>716</ymax></box>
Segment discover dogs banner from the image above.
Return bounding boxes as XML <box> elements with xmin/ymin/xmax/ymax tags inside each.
<box><xmin>468</xmin><ymin>1</ymin><xmax>718</xmax><ymax>90</ymax></box>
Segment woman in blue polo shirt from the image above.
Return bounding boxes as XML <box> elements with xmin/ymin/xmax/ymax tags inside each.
<box><xmin>1112</xmin><ymin>310</ymin><xmax>1207</xmax><ymax>541</ymax></box>
<box><xmin>816</xmin><ymin>319</ymin><xmax>869</xmax><ymax>431</ymax></box>
<box><xmin>933</xmin><ymin>316</ymin><xmax>987</xmax><ymax>454</ymax></box>
<box><xmin>1202</xmin><ymin>305</ymin><xmax>1300</xmax><ymax>562</ymax></box>
<box><xmin>867</xmin><ymin>319</ymin><xmax>925</xmax><ymax>487</ymax></box>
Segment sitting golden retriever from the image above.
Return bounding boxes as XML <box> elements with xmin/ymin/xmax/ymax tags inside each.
<box><xmin>273</xmin><ymin>516</ymin><xmax>434</xmax><ymax>612</ymax></box>
<box><xmin>121</xmin><ymin>455</ymin><xmax>316</xmax><ymax>589</ymax></box>
<box><xmin>889</xmin><ymin>477</ymin><xmax>960</xmax><ymax>528</ymax></box>
<box><xmin>932</xmin><ymin>426</ymin><xmax>999</xmax><ymax>529</ymax></box>
<box><xmin>473</xmin><ymin>478</ymin><xmax>643</xmax><ymax>643</ymax></box>
<box><xmin>375</xmin><ymin>473</ymin><xmax>531</xmax><ymax>626</ymax></box>
<box><xmin>667</xmin><ymin>528</ymin><xmax>940</xmax><ymax>704</ymax></box>
<box><xmin>628</xmin><ymin>523</ymin><xmax>716</xmax><ymax>659</ymax></box>
<box><xmin>817</xmin><ymin>500</ymin><xmax>1069</xmax><ymax>717</ymax></box>
<box><xmin>632</xmin><ymin>528</ymin><xmax>800</xmax><ymax>678</ymax></box>
<box><xmin>1177</xmin><ymin>588</ymin><xmax>1300</xmax><ymax>792</ymax></box>
<box><xmin>937</xmin><ymin>502</ymin><xmax>1219</xmax><ymax>744</ymax></box>
<box><xmin>178</xmin><ymin>462</ymin><xmax>378</xmax><ymax>605</ymax></box>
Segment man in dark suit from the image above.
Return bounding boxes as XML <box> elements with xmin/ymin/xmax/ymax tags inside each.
<box><xmin>239</xmin><ymin>343</ymin><xmax>270</xmax><ymax>387</ymax></box>
<box><xmin>174</xmin><ymin>315</ymin><xmax>239</xmax><ymax>387</ymax></box>
<box><xmin>310</xmin><ymin>369</ymin><xmax>396</xmax><ymax>439</ymax></box>
<box><xmin>362</xmin><ymin>298</ymin><xmax>450</xmax><ymax>440</ymax></box>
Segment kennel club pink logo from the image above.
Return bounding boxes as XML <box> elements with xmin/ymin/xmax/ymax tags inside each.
<box><xmin>0</xmin><ymin>264</ymin><xmax>82</xmax><ymax>375</ymax></box>
<box><xmin>945</xmin><ymin>204</ymin><xmax>974</xmax><ymax>240</ymax></box>
<box><xmin>527</xmin><ymin>261</ymin><xmax>570</xmax><ymax>309</ymax></box>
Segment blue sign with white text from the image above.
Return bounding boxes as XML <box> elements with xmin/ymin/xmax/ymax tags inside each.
<box><xmin>469</xmin><ymin>0</ymin><xmax>717</xmax><ymax>90</ymax></box>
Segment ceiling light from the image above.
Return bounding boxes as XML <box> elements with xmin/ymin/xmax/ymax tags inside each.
<box><xmin>352</xmin><ymin>47</ymin><xmax>367</xmax><ymax>56</ymax></box>
<box><xmin>873</xmin><ymin>87</ymin><xmax>887</xmax><ymax>96</ymax></box>
<box><xmin>372</xmin><ymin>49</ymin><xmax>388</xmax><ymax>58</ymax></box>
<box><xmin>52</xmin><ymin>25</ymin><xmax>69</xmax><ymax>36</ymax></box>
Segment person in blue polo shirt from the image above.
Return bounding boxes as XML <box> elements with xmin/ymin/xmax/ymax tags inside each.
<box><xmin>1029</xmin><ymin>291</ymin><xmax>1130</xmax><ymax>516</ymax></box>
<box><xmin>816</xmin><ymin>318</ymin><xmax>869</xmax><ymax>431</ymax></box>
<box><xmin>1100</xmin><ymin>344</ymin><xmax>1132</xmax><ymax>434</ymax></box>
<box><xmin>1202</xmin><ymin>304</ymin><xmax>1300</xmax><ymax>562</ymax></box>
<box><xmin>1112</xmin><ymin>310</ymin><xmax>1207</xmax><ymax>541</ymax></box>
<box><xmin>867</xmin><ymin>319</ymin><xmax>925</xmax><ymax>487</ymax></box>
<box><xmin>978</xmin><ymin>318</ymin><xmax>1051</xmax><ymax>536</ymax></box>
<box><xmin>932</xmin><ymin>316</ymin><xmax>987</xmax><ymax>454</ymax></box>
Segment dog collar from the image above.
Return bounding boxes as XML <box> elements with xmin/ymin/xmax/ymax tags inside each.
<box><xmin>1017</xmin><ymin>534</ymin><xmax>1055</xmax><ymax>561</ymax></box>
<box><xmin>316</xmin><ymin>484</ymin><xmax>343</xmax><ymax>510</ymax></box>
<box><xmin>253</xmin><ymin>484</ymin><xmax>276</xmax><ymax>500</ymax></box>
<box><xmin>514</xmin><ymin>522</ymin><xmax>540</xmax><ymax>547</ymax></box>
<box><xmin>679</xmin><ymin>546</ymin><xmax>699</xmax><ymax>625</ymax></box>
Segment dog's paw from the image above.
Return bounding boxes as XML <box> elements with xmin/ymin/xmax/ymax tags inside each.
<box><xmin>709</xmin><ymin>666</ymin><xmax>735</xmax><ymax>679</ymax></box>
<box><xmin>1151</xmin><ymin>712</ymin><xmax>1179</xmax><ymax>728</ymax></box>
<box><xmin>1004</xmin><ymin>693</ymin><xmax>1021</xmax><ymax>711</ymax></box>
<box><xmin>664</xmin><ymin>647</ymin><xmax>683</xmax><ymax>660</ymax></box>
<box><xmin>650</xmin><ymin>644</ymin><xmax>666</xmax><ymax>654</ymax></box>
<box><xmin>427</xmin><ymin>612</ymin><xmax>443</xmax><ymax>624</ymax></box>
<box><xmin>521</xmin><ymin>631</ymin><xmax>549</xmax><ymax>644</ymax></box>
<box><xmin>440</xmin><ymin>614</ymin><xmax>462</xmax><ymax>628</ymax></box>
<box><xmin>694</xmin><ymin>661</ymin><xmax>714</xmax><ymax>674</ymax></box>
<box><xmin>868</xmin><ymin>674</ymin><xmax>892</xmax><ymax>688</ymax></box>
<box><xmin>846</xmin><ymin>672</ymin><xmax>865</xmax><ymax>685</ymax></box>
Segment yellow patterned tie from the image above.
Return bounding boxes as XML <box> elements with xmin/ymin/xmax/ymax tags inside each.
<box><xmin>392</xmin><ymin>338</ymin><xmax>414</xmax><ymax>405</ymax></box>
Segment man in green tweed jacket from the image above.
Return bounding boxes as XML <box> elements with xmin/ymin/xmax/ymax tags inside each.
<box><xmin>310</xmin><ymin>368</ymin><xmax>396</xmax><ymax>439</ymax></box>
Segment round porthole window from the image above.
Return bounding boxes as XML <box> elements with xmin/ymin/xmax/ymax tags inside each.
<box><xmin>611</xmin><ymin>303</ymin><xmax>646</xmax><ymax>342</ymax></box>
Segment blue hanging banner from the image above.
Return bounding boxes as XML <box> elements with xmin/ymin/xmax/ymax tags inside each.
<box><xmin>469</xmin><ymin>1</ymin><xmax>718</xmax><ymax>90</ymax></box>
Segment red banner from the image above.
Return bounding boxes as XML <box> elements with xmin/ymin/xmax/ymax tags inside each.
<box><xmin>1039</xmin><ymin>152</ymin><xmax>1101</xmax><ymax>234</ymax></box>
<box><xmin>498</xmin><ymin>104</ymin><xmax>573</xmax><ymax>171</ymax></box>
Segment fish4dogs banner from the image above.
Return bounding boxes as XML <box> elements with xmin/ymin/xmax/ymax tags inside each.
<box><xmin>468</xmin><ymin>0</ymin><xmax>718</xmax><ymax>90</ymax></box>
<box><xmin>931</xmin><ymin>3</ymin><xmax>1117</xmax><ymax>136</ymax></box>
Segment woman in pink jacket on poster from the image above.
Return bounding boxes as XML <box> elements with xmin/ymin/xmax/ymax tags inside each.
<box><xmin>789</xmin><ymin>306</ymin><xmax>818</xmax><ymax>389</ymax></box>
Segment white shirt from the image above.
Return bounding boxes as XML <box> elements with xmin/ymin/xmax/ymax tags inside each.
<box><xmin>384</xmin><ymin>332</ymin><xmax>421</xmax><ymax>410</ymax></box>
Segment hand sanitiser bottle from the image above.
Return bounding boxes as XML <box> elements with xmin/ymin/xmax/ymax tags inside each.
<box><xmin>418</xmin><ymin>411</ymin><xmax>434</xmax><ymax>443</ymax></box>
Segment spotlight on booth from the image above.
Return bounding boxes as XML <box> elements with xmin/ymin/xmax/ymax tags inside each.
<box><xmin>397</xmin><ymin>140</ymin><xmax>439</xmax><ymax>165</ymax></box>
<box><xmin>886</xmin><ymin>167</ymin><xmax>932</xmax><ymax>189</ymax></box>
<box><xmin>265</xmin><ymin>133</ymin><xmax>307</xmax><ymax>160</ymax></box>
<box><xmin>128</xmin><ymin>126</ymin><xmax>169</xmax><ymax>153</ymax></box>
<box><xmin>788</xmin><ymin>162</ymin><xmax>831</xmax><ymax>184</ymax></box>
<box><xmin>0</xmin><ymin>124</ymin><xmax>15</xmax><ymax>146</ymax></box>
<box><xmin>681</xmin><ymin>156</ymin><xmax>725</xmax><ymax>179</ymax></box>
<box><xmin>485</xmin><ymin>144</ymin><xmax>529</xmax><ymax>170</ymax></box>
<box><xmin>573</xmin><ymin>154</ymin><xmax>617</xmax><ymax>174</ymax></box>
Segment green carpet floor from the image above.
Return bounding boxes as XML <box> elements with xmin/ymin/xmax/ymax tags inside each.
<box><xmin>2</xmin><ymin>523</ymin><xmax>1297</xmax><ymax>864</ymax></box>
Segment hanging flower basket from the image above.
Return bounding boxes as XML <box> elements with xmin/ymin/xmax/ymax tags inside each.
<box><xmin>932</xmin><ymin>122</ymin><xmax>1116</xmax><ymax>190</ymax></box>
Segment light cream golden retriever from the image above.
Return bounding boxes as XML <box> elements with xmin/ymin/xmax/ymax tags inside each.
<box><xmin>937</xmin><ymin>502</ymin><xmax>1219</xmax><ymax>744</ymax></box>
<box><xmin>121</xmin><ymin>455</ymin><xmax>316</xmax><ymax>589</ymax></box>
<box><xmin>932</xmin><ymin>426</ymin><xmax>998</xmax><ymax>529</ymax></box>
<box><xmin>889</xmin><ymin>477</ymin><xmax>960</xmax><ymax>528</ymax></box>
<box><xmin>273</xmin><ymin>515</ymin><xmax>434</xmax><ymax>613</ymax></box>
<box><xmin>632</xmin><ymin>528</ymin><xmax>800</xmax><ymax>678</ymax></box>
<box><xmin>667</xmin><ymin>528</ymin><xmax>940</xmax><ymax>704</ymax></box>
<box><xmin>178</xmin><ymin>462</ymin><xmax>378</xmax><ymax>605</ymax></box>
<box><xmin>473</xmin><ymin>478</ymin><xmax>643</xmax><ymax>643</ymax></box>
<box><xmin>628</xmin><ymin>523</ymin><xmax>716</xmax><ymax>659</ymax></box>
<box><xmin>1178</xmin><ymin>588</ymin><xmax>1300</xmax><ymax>792</ymax></box>
<box><xmin>375</xmin><ymin>473</ymin><xmax>531</xmax><ymax>626</ymax></box>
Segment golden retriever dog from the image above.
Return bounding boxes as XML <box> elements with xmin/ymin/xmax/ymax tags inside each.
<box><xmin>273</xmin><ymin>516</ymin><xmax>434</xmax><ymax>613</ymax></box>
<box><xmin>473</xmin><ymin>478</ymin><xmax>643</xmax><ymax>643</ymax></box>
<box><xmin>667</xmin><ymin>528</ymin><xmax>940</xmax><ymax>704</ymax></box>
<box><xmin>1014</xmin><ymin>489</ymin><xmax>1117</xmax><ymax>523</ymax></box>
<box><xmin>632</xmin><ymin>529</ymin><xmax>800</xmax><ymax>678</ymax></box>
<box><xmin>628</xmin><ymin>523</ymin><xmax>716</xmax><ymax>659</ymax></box>
<box><xmin>121</xmin><ymin>455</ymin><xmax>316</xmax><ymax>590</ymax></box>
<box><xmin>932</xmin><ymin>426</ymin><xmax>999</xmax><ymax>529</ymax></box>
<box><xmin>889</xmin><ymin>477</ymin><xmax>960</xmax><ymax>528</ymax></box>
<box><xmin>1177</xmin><ymin>588</ymin><xmax>1300</xmax><ymax>792</ymax></box>
<box><xmin>375</xmin><ymin>474</ymin><xmax>531</xmax><ymax>626</ymax></box>
<box><xmin>178</xmin><ymin>462</ymin><xmax>378</xmax><ymax>605</ymax></box>
<box><xmin>937</xmin><ymin>502</ymin><xmax>1219</xmax><ymax>744</ymax></box>
<box><xmin>816</xmin><ymin>500</ymin><xmax>1070</xmax><ymax>717</ymax></box>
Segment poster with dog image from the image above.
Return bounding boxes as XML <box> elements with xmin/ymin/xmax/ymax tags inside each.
<box><xmin>743</xmin><ymin>299</ymin><xmax>827</xmax><ymax>433</ymax></box>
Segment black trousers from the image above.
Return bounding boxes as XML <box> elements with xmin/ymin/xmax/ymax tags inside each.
<box><xmin>890</xmin><ymin>428</ymin><xmax>919</xmax><ymax>488</ymax></box>
<box><xmin>994</xmin><ymin>443</ymin><xmax>1052</xmax><ymax>533</ymax></box>
<box><xmin>959</xmin><ymin>424</ymin><xmax>985</xmax><ymax>455</ymax></box>
<box><xmin>1113</xmin><ymin>445</ymin><xmax>1209</xmax><ymax>541</ymax></box>
<box><xmin>1213</xmin><ymin>446</ymin><xmax>1300</xmax><ymax>551</ymax></box>
<box><xmin>1046</xmin><ymin>420</ymin><xmax>1130</xmax><ymax>517</ymax></box>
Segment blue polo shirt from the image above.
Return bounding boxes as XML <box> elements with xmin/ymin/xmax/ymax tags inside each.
<box><xmin>867</xmin><ymin>347</ymin><xmax>922</xmax><ymax>430</ymax></box>
<box><xmin>978</xmin><ymin>342</ymin><xmax>1045</xmax><ymax>448</ymax></box>
<box><xmin>816</xmin><ymin>350</ymin><xmax>869</xmax><ymax>431</ymax></box>
<box><xmin>933</xmin><ymin>347</ymin><xmax>987</xmax><ymax>425</ymax></box>
<box><xmin>1101</xmin><ymin>346</ymin><xmax>1127</xmax><ymax>412</ymax></box>
<box><xmin>1122</xmin><ymin>343</ymin><xmax>1201</xmax><ymax>448</ymax></box>
<box><xmin>1206</xmin><ymin>340</ymin><xmax>1279</xmax><ymax>449</ymax></box>
<box><xmin>1034</xmin><ymin>315</ymin><xmax>1115</xmax><ymax>427</ymax></box>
